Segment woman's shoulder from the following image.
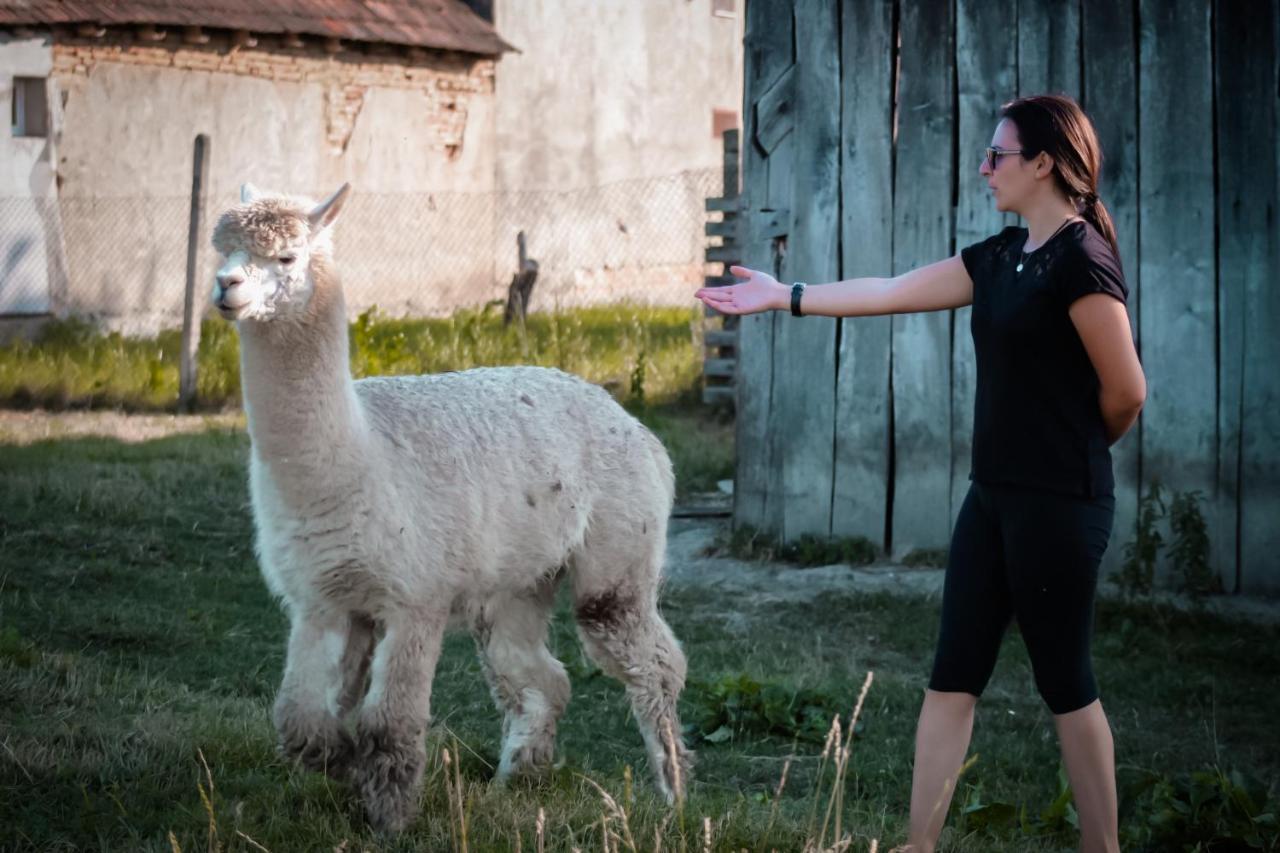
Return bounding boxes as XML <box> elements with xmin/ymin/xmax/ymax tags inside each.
<box><xmin>1058</xmin><ymin>220</ymin><xmax>1123</xmax><ymax>273</ymax></box>
<box><xmin>992</xmin><ymin>224</ymin><xmax>1027</xmax><ymax>258</ymax></box>
<box><xmin>1054</xmin><ymin>220</ymin><xmax>1130</xmax><ymax>302</ymax></box>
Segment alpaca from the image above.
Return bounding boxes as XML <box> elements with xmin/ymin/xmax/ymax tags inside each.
<box><xmin>210</xmin><ymin>183</ymin><xmax>692</xmax><ymax>832</ymax></box>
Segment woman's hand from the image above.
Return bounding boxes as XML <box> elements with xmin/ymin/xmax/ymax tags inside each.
<box><xmin>695</xmin><ymin>265</ymin><xmax>788</xmax><ymax>315</ymax></box>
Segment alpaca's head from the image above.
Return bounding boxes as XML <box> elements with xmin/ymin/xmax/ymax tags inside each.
<box><xmin>210</xmin><ymin>183</ymin><xmax>349</xmax><ymax>322</ymax></box>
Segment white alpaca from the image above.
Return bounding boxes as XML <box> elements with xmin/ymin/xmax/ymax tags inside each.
<box><xmin>210</xmin><ymin>183</ymin><xmax>691</xmax><ymax>832</ymax></box>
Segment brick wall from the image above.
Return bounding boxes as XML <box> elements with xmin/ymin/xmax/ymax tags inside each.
<box><xmin>50</xmin><ymin>28</ymin><xmax>495</xmax><ymax>155</ymax></box>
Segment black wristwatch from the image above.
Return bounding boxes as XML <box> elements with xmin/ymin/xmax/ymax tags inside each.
<box><xmin>790</xmin><ymin>282</ymin><xmax>806</xmax><ymax>317</ymax></box>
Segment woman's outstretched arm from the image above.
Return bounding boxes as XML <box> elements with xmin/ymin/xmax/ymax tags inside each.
<box><xmin>695</xmin><ymin>256</ymin><xmax>974</xmax><ymax>318</ymax></box>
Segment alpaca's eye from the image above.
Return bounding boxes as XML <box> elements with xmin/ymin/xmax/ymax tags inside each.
<box><xmin>278</xmin><ymin>255</ymin><xmax>296</xmax><ymax>265</ymax></box>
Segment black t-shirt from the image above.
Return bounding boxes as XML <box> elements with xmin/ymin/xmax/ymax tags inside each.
<box><xmin>960</xmin><ymin>219</ymin><xmax>1130</xmax><ymax>498</ymax></box>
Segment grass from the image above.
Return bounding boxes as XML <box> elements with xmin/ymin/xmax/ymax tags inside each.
<box><xmin>2</xmin><ymin>426</ymin><xmax>1278</xmax><ymax>851</ymax></box>
<box><xmin>0</xmin><ymin>302</ymin><xmax>706</xmax><ymax>412</ymax></box>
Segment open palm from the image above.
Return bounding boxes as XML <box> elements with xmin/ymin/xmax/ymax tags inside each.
<box><xmin>695</xmin><ymin>265</ymin><xmax>784</xmax><ymax>315</ymax></box>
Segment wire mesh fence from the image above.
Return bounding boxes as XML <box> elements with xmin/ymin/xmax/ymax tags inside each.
<box><xmin>0</xmin><ymin>167</ymin><xmax>723</xmax><ymax>335</ymax></box>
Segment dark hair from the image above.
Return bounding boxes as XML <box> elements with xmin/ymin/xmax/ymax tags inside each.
<box><xmin>1000</xmin><ymin>94</ymin><xmax>1120</xmax><ymax>262</ymax></box>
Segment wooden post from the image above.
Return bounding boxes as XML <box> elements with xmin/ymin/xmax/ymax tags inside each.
<box><xmin>889</xmin><ymin>0</ymin><xmax>955</xmax><ymax>559</ymax></box>
<box><xmin>773</xmin><ymin>0</ymin><xmax>841</xmax><ymax>540</ymax></box>
<box><xmin>1138</xmin><ymin>0</ymin><xmax>1216</xmax><ymax>588</ymax></box>
<box><xmin>1083</xmin><ymin>0</ymin><xmax>1140</xmax><ymax>589</ymax></box>
<box><xmin>833</xmin><ymin>0</ymin><xmax>896</xmax><ymax>548</ymax></box>
<box><xmin>503</xmin><ymin>230</ymin><xmax>539</xmax><ymax>327</ymax></box>
<box><xmin>734</xmin><ymin>0</ymin><xmax>794</xmax><ymax>532</ymax></box>
<box><xmin>180</xmin><ymin>133</ymin><xmax>210</xmax><ymax>413</ymax></box>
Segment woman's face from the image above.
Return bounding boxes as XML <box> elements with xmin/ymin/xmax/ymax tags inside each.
<box><xmin>980</xmin><ymin>118</ymin><xmax>1034</xmax><ymax>214</ymax></box>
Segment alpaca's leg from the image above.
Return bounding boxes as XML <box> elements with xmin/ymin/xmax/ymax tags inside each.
<box><xmin>353</xmin><ymin>608</ymin><xmax>447</xmax><ymax>833</ymax></box>
<box><xmin>472</xmin><ymin>579</ymin><xmax>570</xmax><ymax>781</ymax></box>
<box><xmin>273</xmin><ymin>610</ymin><xmax>356</xmax><ymax>780</ymax></box>
<box><xmin>571</xmin><ymin>513</ymin><xmax>691</xmax><ymax>802</ymax></box>
<box><xmin>573</xmin><ymin>586</ymin><xmax>691</xmax><ymax>802</ymax></box>
<box><xmin>336</xmin><ymin>612</ymin><xmax>378</xmax><ymax>720</ymax></box>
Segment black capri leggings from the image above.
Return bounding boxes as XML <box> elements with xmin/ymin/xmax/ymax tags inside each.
<box><xmin>928</xmin><ymin>480</ymin><xmax>1116</xmax><ymax>715</ymax></box>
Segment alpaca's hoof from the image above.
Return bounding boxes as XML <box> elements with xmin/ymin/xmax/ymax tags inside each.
<box><xmin>355</xmin><ymin>726</ymin><xmax>426</xmax><ymax>833</ymax></box>
<box><xmin>276</xmin><ymin>714</ymin><xmax>355</xmax><ymax>780</ymax></box>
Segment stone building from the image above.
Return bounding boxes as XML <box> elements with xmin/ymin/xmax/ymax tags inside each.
<box><xmin>0</xmin><ymin>0</ymin><xmax>742</xmax><ymax>331</ymax></box>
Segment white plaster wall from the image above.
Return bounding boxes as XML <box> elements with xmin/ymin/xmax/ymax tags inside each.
<box><xmin>490</xmin><ymin>0</ymin><xmax>744</xmax><ymax>308</ymax></box>
<box><xmin>51</xmin><ymin>57</ymin><xmax>497</xmax><ymax>329</ymax></box>
<box><xmin>0</xmin><ymin>34</ymin><xmax>61</xmax><ymax>314</ymax></box>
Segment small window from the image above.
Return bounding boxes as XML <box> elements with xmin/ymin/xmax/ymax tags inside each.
<box><xmin>712</xmin><ymin>0</ymin><xmax>735</xmax><ymax>18</ymax></box>
<box><xmin>712</xmin><ymin>108</ymin><xmax>738</xmax><ymax>139</ymax></box>
<box><xmin>11</xmin><ymin>77</ymin><xmax>48</xmax><ymax>138</ymax></box>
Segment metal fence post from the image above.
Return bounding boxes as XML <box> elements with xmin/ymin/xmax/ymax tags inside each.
<box><xmin>180</xmin><ymin>133</ymin><xmax>211</xmax><ymax>412</ymax></box>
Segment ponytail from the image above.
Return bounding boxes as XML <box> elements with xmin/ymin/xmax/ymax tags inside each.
<box><xmin>1082</xmin><ymin>196</ymin><xmax>1121</xmax><ymax>265</ymax></box>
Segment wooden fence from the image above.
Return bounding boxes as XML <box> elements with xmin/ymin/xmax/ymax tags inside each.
<box><xmin>733</xmin><ymin>0</ymin><xmax>1279</xmax><ymax>594</ymax></box>
<box><xmin>703</xmin><ymin>129</ymin><xmax>743</xmax><ymax>406</ymax></box>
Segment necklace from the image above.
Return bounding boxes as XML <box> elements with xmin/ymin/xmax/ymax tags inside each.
<box><xmin>1016</xmin><ymin>217</ymin><xmax>1080</xmax><ymax>273</ymax></box>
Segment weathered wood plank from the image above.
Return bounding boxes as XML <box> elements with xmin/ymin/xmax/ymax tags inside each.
<box><xmin>704</xmin><ymin>220</ymin><xmax>738</xmax><ymax>238</ymax></box>
<box><xmin>952</xmin><ymin>0</ymin><xmax>1017</xmax><ymax>531</ymax></box>
<box><xmin>734</xmin><ymin>0</ymin><xmax>793</xmax><ymax>530</ymax></box>
<box><xmin>832</xmin><ymin>0</ymin><xmax>895</xmax><ymax>548</ymax></box>
<box><xmin>1018</xmin><ymin>0</ymin><xmax>1081</xmax><ymax>97</ymax></box>
<box><xmin>1138</xmin><ymin>0</ymin><xmax>1216</xmax><ymax>588</ymax></box>
<box><xmin>704</xmin><ymin>329</ymin><xmax>738</xmax><ymax>348</ymax></box>
<box><xmin>702</xmin><ymin>385</ymin><xmax>735</xmax><ymax>406</ymax></box>
<box><xmin>704</xmin><ymin>358</ymin><xmax>736</xmax><ymax>379</ymax></box>
<box><xmin>772</xmin><ymin>0</ymin><xmax>840</xmax><ymax>539</ymax></box>
<box><xmin>704</xmin><ymin>196</ymin><xmax>739</xmax><ymax>212</ymax></box>
<box><xmin>705</xmin><ymin>245</ymin><xmax>743</xmax><ymax>263</ymax></box>
<box><xmin>754</xmin><ymin>63</ymin><xmax>796</xmax><ymax>156</ymax></box>
<box><xmin>1218</xmin><ymin>0</ymin><xmax>1280</xmax><ymax>594</ymax></box>
<box><xmin>722</xmin><ymin>127</ymin><xmax>741</xmax><ymax>197</ymax></box>
<box><xmin>1082</xmin><ymin>0</ymin><xmax>1141</xmax><ymax>587</ymax></box>
<box><xmin>889</xmin><ymin>0</ymin><xmax>955</xmax><ymax>559</ymax></box>
<box><xmin>748</xmin><ymin>208</ymin><xmax>790</xmax><ymax>241</ymax></box>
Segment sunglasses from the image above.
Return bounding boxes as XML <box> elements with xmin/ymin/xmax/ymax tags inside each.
<box><xmin>984</xmin><ymin>146</ymin><xmax>1030</xmax><ymax>170</ymax></box>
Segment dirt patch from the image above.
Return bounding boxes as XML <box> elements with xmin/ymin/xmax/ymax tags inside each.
<box><xmin>664</xmin><ymin>517</ymin><xmax>945</xmax><ymax>606</ymax></box>
<box><xmin>662</xmin><ymin>517</ymin><xmax>1280</xmax><ymax>627</ymax></box>
<box><xmin>0</xmin><ymin>409</ymin><xmax>244</xmax><ymax>446</ymax></box>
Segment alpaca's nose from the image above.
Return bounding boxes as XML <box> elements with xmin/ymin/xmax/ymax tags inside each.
<box><xmin>215</xmin><ymin>271</ymin><xmax>248</xmax><ymax>310</ymax></box>
<box><xmin>217</xmin><ymin>271</ymin><xmax>245</xmax><ymax>290</ymax></box>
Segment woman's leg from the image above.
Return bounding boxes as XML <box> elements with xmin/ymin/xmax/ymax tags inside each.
<box><xmin>906</xmin><ymin>483</ymin><xmax>1011</xmax><ymax>852</ymax></box>
<box><xmin>999</xmin><ymin>485</ymin><xmax>1117</xmax><ymax>853</ymax></box>
<box><xmin>1055</xmin><ymin>700</ymin><xmax>1119</xmax><ymax>853</ymax></box>
<box><xmin>904</xmin><ymin>689</ymin><xmax>979</xmax><ymax>852</ymax></box>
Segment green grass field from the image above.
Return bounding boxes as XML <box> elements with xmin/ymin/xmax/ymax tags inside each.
<box><xmin>0</xmin><ymin>308</ymin><xmax>1276</xmax><ymax>850</ymax></box>
<box><xmin>0</xmin><ymin>303</ymin><xmax>707</xmax><ymax>413</ymax></box>
<box><xmin>1</xmin><ymin>425</ymin><xmax>1277</xmax><ymax>852</ymax></box>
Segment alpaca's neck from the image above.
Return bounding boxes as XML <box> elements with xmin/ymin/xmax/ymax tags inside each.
<box><xmin>237</xmin><ymin>257</ymin><xmax>367</xmax><ymax>487</ymax></box>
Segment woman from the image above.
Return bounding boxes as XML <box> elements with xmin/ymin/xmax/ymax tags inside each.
<box><xmin>696</xmin><ymin>95</ymin><xmax>1145</xmax><ymax>853</ymax></box>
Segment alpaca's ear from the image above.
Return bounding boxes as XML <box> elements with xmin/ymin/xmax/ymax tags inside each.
<box><xmin>240</xmin><ymin>182</ymin><xmax>262</xmax><ymax>203</ymax></box>
<box><xmin>309</xmin><ymin>183</ymin><xmax>351</xmax><ymax>232</ymax></box>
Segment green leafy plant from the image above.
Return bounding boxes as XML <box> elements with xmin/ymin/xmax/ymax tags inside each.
<box><xmin>956</xmin><ymin>762</ymin><xmax>1078</xmax><ymax>840</ymax></box>
<box><xmin>1118</xmin><ymin>764</ymin><xmax>1278</xmax><ymax>851</ymax></box>
<box><xmin>901</xmin><ymin>547</ymin><xmax>948</xmax><ymax>568</ymax></box>
<box><xmin>1117</xmin><ymin>481</ymin><xmax>1167</xmax><ymax>596</ymax></box>
<box><xmin>685</xmin><ymin>673</ymin><xmax>857</xmax><ymax>745</ymax></box>
<box><xmin>1115</xmin><ymin>481</ymin><xmax>1219</xmax><ymax>598</ymax></box>
<box><xmin>1167</xmin><ymin>489</ymin><xmax>1220</xmax><ymax>597</ymax></box>
<box><xmin>956</xmin><ymin>762</ymin><xmax>1277</xmax><ymax>851</ymax></box>
<box><xmin>712</xmin><ymin>524</ymin><xmax>879</xmax><ymax>567</ymax></box>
